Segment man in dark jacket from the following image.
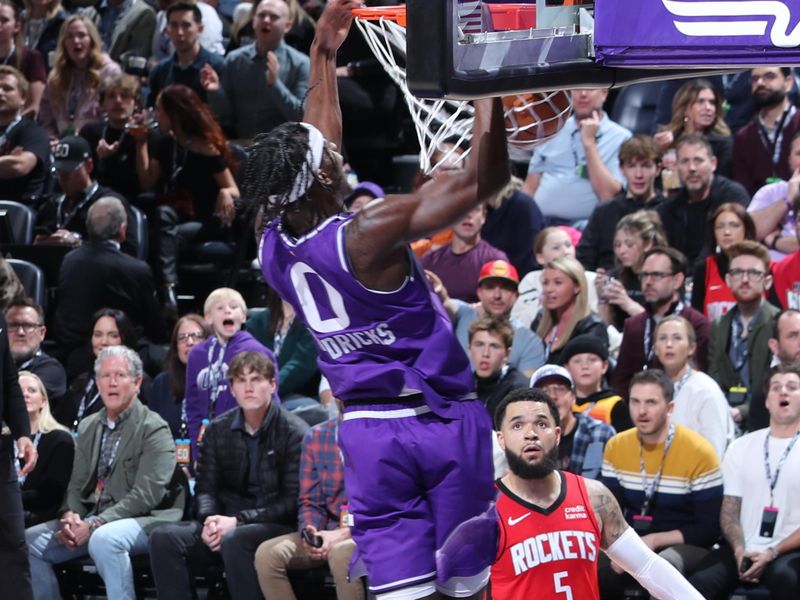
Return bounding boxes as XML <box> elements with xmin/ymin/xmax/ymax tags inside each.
<box><xmin>468</xmin><ymin>316</ymin><xmax>529</xmax><ymax>420</ymax></box>
<box><xmin>149</xmin><ymin>351</ymin><xmax>308</xmax><ymax>600</ymax></box>
<box><xmin>657</xmin><ymin>133</ymin><xmax>750</xmax><ymax>265</ymax></box>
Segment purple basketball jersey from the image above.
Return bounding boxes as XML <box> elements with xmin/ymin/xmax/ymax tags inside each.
<box><xmin>260</xmin><ymin>214</ymin><xmax>475</xmax><ymax>416</ymax></box>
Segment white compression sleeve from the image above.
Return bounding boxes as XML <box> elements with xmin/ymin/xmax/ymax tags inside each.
<box><xmin>604</xmin><ymin>527</ymin><xmax>704</xmax><ymax>600</ymax></box>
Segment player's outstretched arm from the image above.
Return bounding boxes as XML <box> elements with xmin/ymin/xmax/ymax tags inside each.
<box><xmin>347</xmin><ymin>98</ymin><xmax>509</xmax><ymax>290</ymax></box>
<box><xmin>586</xmin><ymin>479</ymin><xmax>704</xmax><ymax>600</ymax></box>
<box><xmin>302</xmin><ymin>0</ymin><xmax>360</xmax><ymax>149</ymax></box>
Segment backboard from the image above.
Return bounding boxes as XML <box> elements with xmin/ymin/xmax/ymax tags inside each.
<box><xmin>405</xmin><ymin>0</ymin><xmax>800</xmax><ymax>100</ymax></box>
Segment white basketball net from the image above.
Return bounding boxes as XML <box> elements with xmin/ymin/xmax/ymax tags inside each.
<box><xmin>354</xmin><ymin>14</ymin><xmax>473</xmax><ymax>175</ymax></box>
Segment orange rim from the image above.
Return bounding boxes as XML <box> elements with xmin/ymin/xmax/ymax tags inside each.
<box><xmin>352</xmin><ymin>5</ymin><xmax>407</xmax><ymax>27</ymax></box>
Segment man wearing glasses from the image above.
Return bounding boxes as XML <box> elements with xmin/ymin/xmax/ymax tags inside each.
<box><xmin>710</xmin><ymin>241</ymin><xmax>780</xmax><ymax>433</ymax></box>
<box><xmin>4</xmin><ymin>298</ymin><xmax>66</xmax><ymax>407</ymax></box>
<box><xmin>611</xmin><ymin>247</ymin><xmax>710</xmax><ymax>399</ymax></box>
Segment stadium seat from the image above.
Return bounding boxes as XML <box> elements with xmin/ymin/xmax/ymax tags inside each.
<box><xmin>129</xmin><ymin>205</ymin><xmax>149</xmax><ymax>261</ymax></box>
<box><xmin>7</xmin><ymin>258</ymin><xmax>46</xmax><ymax>308</ymax></box>
<box><xmin>610</xmin><ymin>81</ymin><xmax>664</xmax><ymax>135</ymax></box>
<box><xmin>0</xmin><ymin>200</ymin><xmax>36</xmax><ymax>245</ymax></box>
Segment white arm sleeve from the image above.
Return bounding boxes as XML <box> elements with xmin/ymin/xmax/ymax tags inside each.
<box><xmin>604</xmin><ymin>527</ymin><xmax>704</xmax><ymax>600</ymax></box>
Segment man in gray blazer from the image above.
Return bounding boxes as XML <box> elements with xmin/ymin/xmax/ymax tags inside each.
<box><xmin>83</xmin><ymin>0</ymin><xmax>157</xmax><ymax>63</ymax></box>
<box><xmin>26</xmin><ymin>346</ymin><xmax>184</xmax><ymax>600</ymax></box>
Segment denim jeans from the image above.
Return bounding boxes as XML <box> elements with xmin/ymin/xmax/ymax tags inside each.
<box><xmin>26</xmin><ymin>517</ymin><xmax>150</xmax><ymax>600</ymax></box>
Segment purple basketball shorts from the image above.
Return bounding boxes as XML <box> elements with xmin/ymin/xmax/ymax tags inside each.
<box><xmin>339</xmin><ymin>398</ymin><xmax>496</xmax><ymax>595</ymax></box>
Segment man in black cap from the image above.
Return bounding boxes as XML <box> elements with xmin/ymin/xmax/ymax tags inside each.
<box><xmin>561</xmin><ymin>334</ymin><xmax>631</xmax><ymax>432</ymax></box>
<box><xmin>33</xmin><ymin>136</ymin><xmax>141</xmax><ymax>257</ymax></box>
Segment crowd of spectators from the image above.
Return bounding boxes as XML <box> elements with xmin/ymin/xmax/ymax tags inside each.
<box><xmin>2</xmin><ymin>0</ymin><xmax>800</xmax><ymax>598</ymax></box>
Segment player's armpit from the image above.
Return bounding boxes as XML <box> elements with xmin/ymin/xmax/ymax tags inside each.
<box><xmin>586</xmin><ymin>478</ymin><xmax>628</xmax><ymax>549</ymax></box>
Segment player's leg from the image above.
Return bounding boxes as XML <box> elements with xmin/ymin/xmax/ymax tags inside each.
<box><xmin>420</xmin><ymin>399</ymin><xmax>497</xmax><ymax>599</ymax></box>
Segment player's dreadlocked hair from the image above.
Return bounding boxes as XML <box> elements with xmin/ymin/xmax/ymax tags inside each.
<box><xmin>243</xmin><ymin>122</ymin><xmax>338</xmax><ymax>234</ymax></box>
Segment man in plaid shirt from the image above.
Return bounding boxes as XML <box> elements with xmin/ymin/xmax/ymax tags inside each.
<box><xmin>254</xmin><ymin>405</ymin><xmax>363</xmax><ymax>600</ymax></box>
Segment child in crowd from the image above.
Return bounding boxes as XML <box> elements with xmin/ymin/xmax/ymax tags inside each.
<box><xmin>184</xmin><ymin>287</ymin><xmax>277</xmax><ymax>459</ymax></box>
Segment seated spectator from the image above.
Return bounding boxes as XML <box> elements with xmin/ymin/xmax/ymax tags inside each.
<box><xmin>521</xmin><ymin>87</ymin><xmax>633</xmax><ymax>226</ymax></box>
<box><xmin>654</xmin><ymin>78</ymin><xmax>733</xmax><ymax>177</ymax></box>
<box><xmin>0</xmin><ymin>1</ymin><xmax>46</xmax><ymax>117</ymax></box>
<box><xmin>26</xmin><ymin>346</ymin><xmax>185</xmax><ymax>600</ymax></box>
<box><xmin>657</xmin><ymin>133</ymin><xmax>750</xmax><ymax>266</ymax></box>
<box><xmin>532</xmin><ymin>364</ymin><xmax>615</xmax><ymax>479</ymax></box>
<box><xmin>55</xmin><ymin>307</ymin><xmax>152</xmax><ymax>428</ymax></box>
<box><xmin>747</xmin><ymin>131</ymin><xmax>800</xmax><ymax>260</ymax></box>
<box><xmin>0</xmin><ymin>66</ymin><xmax>51</xmax><ymax>203</ymax></box>
<box><xmin>422</xmin><ymin>204</ymin><xmax>508</xmax><ymax>303</ymax></box>
<box><xmin>596</xmin><ymin>209</ymin><xmax>667</xmax><ymax>331</ymax></box>
<box><xmin>254</xmin><ymin>401</ymin><xmax>364</xmax><ymax>600</ymax></box>
<box><xmin>203</xmin><ymin>0</ymin><xmax>309</xmax><ymax>140</ymax></box>
<box><xmin>709</xmin><ymin>241</ymin><xmax>780</xmax><ymax>431</ymax></box>
<box><xmin>654</xmin><ymin>315</ymin><xmax>734</xmax><ymax>459</ymax></box>
<box><xmin>689</xmin><ymin>363</ymin><xmax>800</xmax><ymax>600</ymax></box>
<box><xmin>612</xmin><ymin>247</ymin><xmax>710</xmax><ymax>398</ymax></box>
<box><xmin>532</xmin><ymin>255</ymin><xmax>608</xmax><ymax>366</ymax></box>
<box><xmin>5</xmin><ymin>297</ymin><xmax>67</xmax><ymax>406</ymax></box>
<box><xmin>513</xmin><ymin>226</ymin><xmax>599</xmax><ymax>328</ymax></box>
<box><xmin>20</xmin><ymin>0</ymin><xmax>68</xmax><ymax>73</ymax></box>
<box><xmin>481</xmin><ymin>176</ymin><xmax>545</xmax><ymax>277</ymax></box>
<box><xmin>185</xmin><ymin>287</ymin><xmax>277</xmax><ymax>461</ymax></box>
<box><xmin>600</xmin><ymin>370</ymin><xmax>723</xmax><ymax>597</ymax></box>
<box><xmin>34</xmin><ymin>136</ymin><xmax>140</xmax><ymax>256</ymax></box>
<box><xmin>79</xmin><ymin>74</ymin><xmax>156</xmax><ymax>202</ymax></box>
<box><xmin>577</xmin><ymin>135</ymin><xmax>667</xmax><ymax>271</ymax></box>
<box><xmin>38</xmin><ymin>15</ymin><xmax>121</xmax><ymax>139</ymax></box>
<box><xmin>149</xmin><ymin>313</ymin><xmax>210</xmax><ymax>438</ymax></box>
<box><xmin>53</xmin><ymin>196</ymin><xmax>165</xmax><ymax>365</ymax></box>
<box><xmin>150</xmin><ymin>351</ymin><xmax>308</xmax><ymax>600</ymax></box>
<box><xmin>147</xmin><ymin>2</ymin><xmax>223</xmax><ymax>106</ymax></box>
<box><xmin>434</xmin><ymin>259</ymin><xmax>545</xmax><ymax>378</ymax></box>
<box><xmin>16</xmin><ymin>371</ymin><xmax>73</xmax><ymax>527</ymax></box>
<box><xmin>80</xmin><ymin>0</ymin><xmax>156</xmax><ymax>64</ymax></box>
<box><xmin>692</xmin><ymin>202</ymin><xmax>759</xmax><ymax>320</ymax></box>
<box><xmin>134</xmin><ymin>84</ymin><xmax>239</xmax><ymax>309</ymax></box>
<box><xmin>467</xmin><ymin>315</ymin><xmax>528</xmax><ymax>420</ymax></box>
<box><xmin>733</xmin><ymin>67</ymin><xmax>800</xmax><ymax>197</ymax></box>
<box><xmin>562</xmin><ymin>334</ymin><xmax>629</xmax><ymax>432</ymax></box>
<box><xmin>151</xmin><ymin>0</ymin><xmax>224</xmax><ymax>64</ymax></box>
<box><xmin>343</xmin><ymin>180</ymin><xmax>382</xmax><ymax>213</ymax></box>
<box><xmin>246</xmin><ymin>290</ymin><xmax>325</xmax><ymax>425</ymax></box>
<box><xmin>773</xmin><ymin>203</ymin><xmax>800</xmax><ymax>309</ymax></box>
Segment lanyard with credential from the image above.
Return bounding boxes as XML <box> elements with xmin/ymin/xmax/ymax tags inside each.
<box><xmin>674</xmin><ymin>367</ymin><xmax>692</xmax><ymax>396</ymax></box>
<box><xmin>14</xmin><ymin>430</ymin><xmax>42</xmax><ymax>485</ymax></box>
<box><xmin>764</xmin><ymin>430</ymin><xmax>800</xmax><ymax>506</ymax></box>
<box><xmin>74</xmin><ymin>378</ymin><xmax>100</xmax><ymax>431</ymax></box>
<box><xmin>0</xmin><ymin>115</ymin><xmax>22</xmax><ymax>149</ymax></box>
<box><xmin>639</xmin><ymin>422</ymin><xmax>676</xmax><ymax>516</ymax></box>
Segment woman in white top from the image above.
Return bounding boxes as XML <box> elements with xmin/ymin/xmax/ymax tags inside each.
<box><xmin>512</xmin><ymin>226</ymin><xmax>598</xmax><ymax>328</ymax></box>
<box><xmin>654</xmin><ymin>314</ymin><xmax>734</xmax><ymax>459</ymax></box>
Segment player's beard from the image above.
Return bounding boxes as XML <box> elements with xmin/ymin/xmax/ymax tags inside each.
<box><xmin>505</xmin><ymin>445</ymin><xmax>559</xmax><ymax>480</ymax></box>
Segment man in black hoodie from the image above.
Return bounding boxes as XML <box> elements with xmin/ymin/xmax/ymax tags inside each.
<box><xmin>467</xmin><ymin>316</ymin><xmax>528</xmax><ymax>420</ymax></box>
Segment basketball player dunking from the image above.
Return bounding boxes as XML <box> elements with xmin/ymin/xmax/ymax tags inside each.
<box><xmin>244</xmin><ymin>1</ymin><xmax>510</xmax><ymax>599</ymax></box>
<box><xmin>492</xmin><ymin>388</ymin><xmax>704</xmax><ymax>599</ymax></box>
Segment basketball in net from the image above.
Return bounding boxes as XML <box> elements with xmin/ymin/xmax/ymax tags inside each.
<box><xmin>502</xmin><ymin>91</ymin><xmax>573</xmax><ymax>148</ymax></box>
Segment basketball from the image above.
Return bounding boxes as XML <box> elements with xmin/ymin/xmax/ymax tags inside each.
<box><xmin>502</xmin><ymin>91</ymin><xmax>573</xmax><ymax>148</ymax></box>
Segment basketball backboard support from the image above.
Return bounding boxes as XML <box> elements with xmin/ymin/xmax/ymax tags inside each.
<box><xmin>405</xmin><ymin>0</ymin><xmax>800</xmax><ymax>100</ymax></box>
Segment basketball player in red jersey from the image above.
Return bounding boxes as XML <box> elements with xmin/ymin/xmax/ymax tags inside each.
<box><xmin>491</xmin><ymin>388</ymin><xmax>703</xmax><ymax>600</ymax></box>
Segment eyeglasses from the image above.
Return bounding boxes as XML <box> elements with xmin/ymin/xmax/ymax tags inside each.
<box><xmin>639</xmin><ymin>271</ymin><xmax>673</xmax><ymax>281</ymax></box>
<box><xmin>728</xmin><ymin>269</ymin><xmax>766</xmax><ymax>281</ymax></box>
<box><xmin>7</xmin><ymin>322</ymin><xmax>43</xmax><ymax>334</ymax></box>
<box><xmin>177</xmin><ymin>332</ymin><xmax>206</xmax><ymax>344</ymax></box>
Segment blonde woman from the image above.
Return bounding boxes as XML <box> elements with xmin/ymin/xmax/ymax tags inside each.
<box><xmin>654</xmin><ymin>78</ymin><xmax>732</xmax><ymax>176</ymax></box>
<box><xmin>37</xmin><ymin>14</ymin><xmax>121</xmax><ymax>138</ymax></box>
<box><xmin>16</xmin><ymin>371</ymin><xmax>74</xmax><ymax>526</ymax></box>
<box><xmin>532</xmin><ymin>255</ymin><xmax>608</xmax><ymax>365</ymax></box>
<box><xmin>513</xmin><ymin>226</ymin><xmax>599</xmax><ymax>328</ymax></box>
<box><xmin>595</xmin><ymin>209</ymin><xmax>668</xmax><ymax>330</ymax></box>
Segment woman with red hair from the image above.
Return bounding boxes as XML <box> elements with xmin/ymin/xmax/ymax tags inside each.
<box><xmin>134</xmin><ymin>84</ymin><xmax>240</xmax><ymax>306</ymax></box>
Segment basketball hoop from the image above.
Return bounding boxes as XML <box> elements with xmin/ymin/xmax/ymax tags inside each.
<box><xmin>353</xmin><ymin>5</ymin><xmax>473</xmax><ymax>175</ymax></box>
<box><xmin>352</xmin><ymin>5</ymin><xmax>573</xmax><ymax>174</ymax></box>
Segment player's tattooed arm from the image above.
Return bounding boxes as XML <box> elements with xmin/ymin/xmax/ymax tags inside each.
<box><xmin>585</xmin><ymin>478</ymin><xmax>630</xmax><ymax>550</ymax></box>
<box><xmin>720</xmin><ymin>495</ymin><xmax>746</xmax><ymax>556</ymax></box>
